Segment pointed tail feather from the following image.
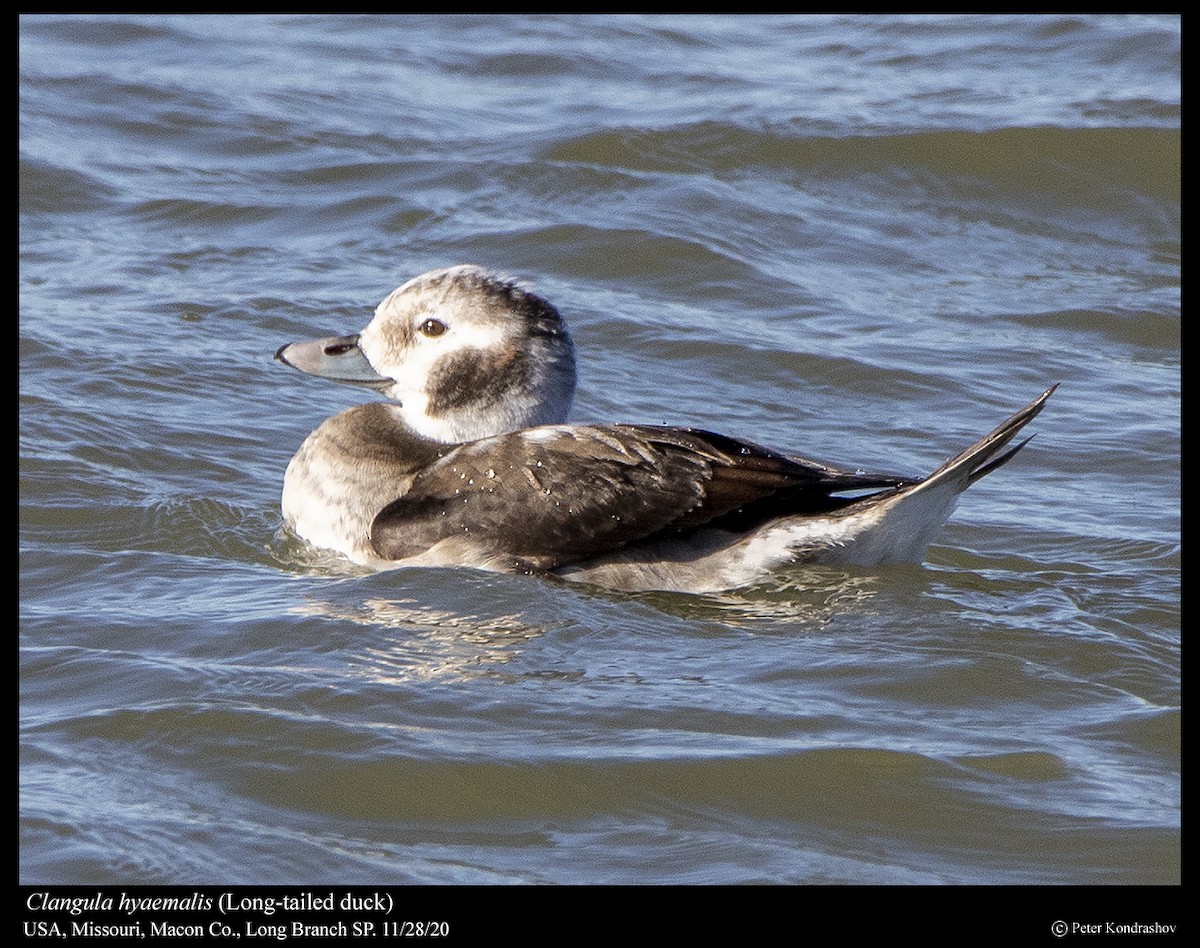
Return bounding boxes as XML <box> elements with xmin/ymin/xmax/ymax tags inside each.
<box><xmin>921</xmin><ymin>384</ymin><xmax>1057</xmax><ymax>491</ymax></box>
<box><xmin>812</xmin><ymin>385</ymin><xmax>1057</xmax><ymax>565</ymax></box>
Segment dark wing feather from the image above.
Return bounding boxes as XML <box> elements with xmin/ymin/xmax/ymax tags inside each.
<box><xmin>369</xmin><ymin>424</ymin><xmax>913</xmax><ymax>569</ymax></box>
<box><xmin>663</xmin><ymin>427</ymin><xmax>912</xmax><ymax>527</ymax></box>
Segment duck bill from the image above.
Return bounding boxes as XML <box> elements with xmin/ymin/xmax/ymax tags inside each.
<box><xmin>275</xmin><ymin>334</ymin><xmax>392</xmax><ymax>389</ymax></box>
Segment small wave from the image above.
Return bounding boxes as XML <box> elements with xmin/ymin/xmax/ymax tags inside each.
<box><xmin>19</xmin><ymin>156</ymin><xmax>120</xmax><ymax>215</ymax></box>
<box><xmin>543</xmin><ymin>123</ymin><xmax>1180</xmax><ymax>202</ymax></box>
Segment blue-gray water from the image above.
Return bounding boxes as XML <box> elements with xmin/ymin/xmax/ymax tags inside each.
<box><xmin>20</xmin><ymin>14</ymin><xmax>1179</xmax><ymax>892</ymax></box>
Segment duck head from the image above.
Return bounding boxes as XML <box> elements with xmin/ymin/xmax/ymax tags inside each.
<box><xmin>277</xmin><ymin>265</ymin><xmax>577</xmax><ymax>444</ymax></box>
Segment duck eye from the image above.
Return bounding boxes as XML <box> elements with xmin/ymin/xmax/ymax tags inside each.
<box><xmin>419</xmin><ymin>318</ymin><xmax>447</xmax><ymax>338</ymax></box>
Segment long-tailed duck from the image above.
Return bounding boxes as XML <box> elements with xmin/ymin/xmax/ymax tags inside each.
<box><xmin>276</xmin><ymin>265</ymin><xmax>1054</xmax><ymax>592</ymax></box>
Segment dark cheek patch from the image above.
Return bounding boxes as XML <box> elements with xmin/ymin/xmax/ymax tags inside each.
<box><xmin>427</xmin><ymin>345</ymin><xmax>530</xmax><ymax>416</ymax></box>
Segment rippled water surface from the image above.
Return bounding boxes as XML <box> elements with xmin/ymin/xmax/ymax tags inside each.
<box><xmin>20</xmin><ymin>14</ymin><xmax>1179</xmax><ymax>891</ymax></box>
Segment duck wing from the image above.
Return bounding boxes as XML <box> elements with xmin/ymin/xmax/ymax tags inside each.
<box><xmin>368</xmin><ymin>424</ymin><xmax>913</xmax><ymax>570</ymax></box>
